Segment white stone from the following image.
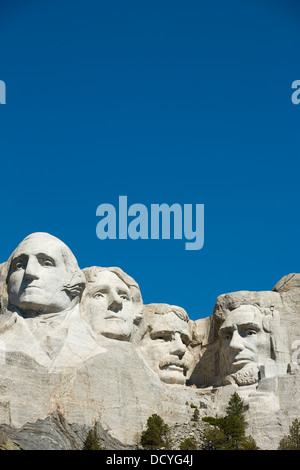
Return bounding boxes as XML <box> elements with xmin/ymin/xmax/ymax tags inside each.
<box><xmin>0</xmin><ymin>234</ymin><xmax>298</xmax><ymax>449</ymax></box>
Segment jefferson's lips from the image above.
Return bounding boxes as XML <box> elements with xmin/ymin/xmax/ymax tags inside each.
<box><xmin>105</xmin><ymin>316</ymin><xmax>124</xmax><ymax>321</ymax></box>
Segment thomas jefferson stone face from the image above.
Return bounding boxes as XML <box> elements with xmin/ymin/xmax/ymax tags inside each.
<box><xmin>139</xmin><ymin>311</ymin><xmax>190</xmax><ymax>385</ymax></box>
<box><xmin>85</xmin><ymin>270</ymin><xmax>136</xmax><ymax>341</ymax></box>
<box><xmin>218</xmin><ymin>305</ymin><xmax>271</xmax><ymax>374</ymax></box>
<box><xmin>7</xmin><ymin>235</ymin><xmax>74</xmax><ymax>315</ymax></box>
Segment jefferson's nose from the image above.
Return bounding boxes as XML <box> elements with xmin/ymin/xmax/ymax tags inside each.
<box><xmin>107</xmin><ymin>290</ymin><xmax>123</xmax><ymax>313</ymax></box>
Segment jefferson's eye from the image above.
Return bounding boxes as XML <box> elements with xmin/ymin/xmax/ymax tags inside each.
<box><xmin>93</xmin><ymin>292</ymin><xmax>105</xmax><ymax>299</ymax></box>
<box><xmin>120</xmin><ymin>294</ymin><xmax>130</xmax><ymax>301</ymax></box>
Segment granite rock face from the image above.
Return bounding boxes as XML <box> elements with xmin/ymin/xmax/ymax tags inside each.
<box><xmin>0</xmin><ymin>232</ymin><xmax>299</xmax><ymax>450</ymax></box>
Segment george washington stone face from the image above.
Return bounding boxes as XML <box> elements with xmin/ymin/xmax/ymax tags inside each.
<box><xmin>7</xmin><ymin>232</ymin><xmax>85</xmax><ymax>316</ymax></box>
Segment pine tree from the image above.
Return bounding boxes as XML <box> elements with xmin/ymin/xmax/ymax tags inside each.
<box><xmin>191</xmin><ymin>406</ymin><xmax>199</xmax><ymax>422</ymax></box>
<box><xmin>226</xmin><ymin>392</ymin><xmax>247</xmax><ymax>424</ymax></box>
<box><xmin>278</xmin><ymin>419</ymin><xmax>300</xmax><ymax>450</ymax></box>
<box><xmin>180</xmin><ymin>437</ymin><xmax>198</xmax><ymax>450</ymax></box>
<box><xmin>140</xmin><ymin>414</ymin><xmax>170</xmax><ymax>449</ymax></box>
<box><xmin>202</xmin><ymin>393</ymin><xmax>258</xmax><ymax>450</ymax></box>
<box><xmin>83</xmin><ymin>424</ymin><xmax>106</xmax><ymax>450</ymax></box>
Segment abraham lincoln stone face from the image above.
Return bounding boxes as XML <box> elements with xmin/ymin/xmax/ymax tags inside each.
<box><xmin>218</xmin><ymin>305</ymin><xmax>272</xmax><ymax>375</ymax></box>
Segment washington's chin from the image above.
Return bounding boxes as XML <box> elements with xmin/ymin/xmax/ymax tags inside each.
<box><xmin>10</xmin><ymin>298</ymin><xmax>71</xmax><ymax>315</ymax></box>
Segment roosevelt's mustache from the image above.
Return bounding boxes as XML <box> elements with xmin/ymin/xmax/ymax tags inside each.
<box><xmin>159</xmin><ymin>355</ymin><xmax>189</xmax><ymax>372</ymax></box>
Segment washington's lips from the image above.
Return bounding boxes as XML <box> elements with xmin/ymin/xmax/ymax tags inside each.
<box><xmin>21</xmin><ymin>284</ymin><xmax>41</xmax><ymax>292</ymax></box>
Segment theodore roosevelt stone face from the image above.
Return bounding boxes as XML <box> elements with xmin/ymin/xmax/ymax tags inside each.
<box><xmin>7</xmin><ymin>233</ymin><xmax>83</xmax><ymax>315</ymax></box>
<box><xmin>139</xmin><ymin>306</ymin><xmax>191</xmax><ymax>385</ymax></box>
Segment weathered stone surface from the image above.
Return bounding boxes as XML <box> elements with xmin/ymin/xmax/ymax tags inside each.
<box><xmin>0</xmin><ymin>233</ymin><xmax>298</xmax><ymax>450</ymax></box>
<box><xmin>273</xmin><ymin>273</ymin><xmax>300</xmax><ymax>292</ymax></box>
<box><xmin>0</xmin><ymin>429</ymin><xmax>22</xmax><ymax>450</ymax></box>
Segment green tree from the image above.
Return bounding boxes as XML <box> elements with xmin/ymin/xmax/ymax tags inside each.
<box><xmin>278</xmin><ymin>419</ymin><xmax>300</xmax><ymax>450</ymax></box>
<box><xmin>180</xmin><ymin>437</ymin><xmax>198</xmax><ymax>450</ymax></box>
<box><xmin>192</xmin><ymin>406</ymin><xmax>199</xmax><ymax>422</ymax></box>
<box><xmin>202</xmin><ymin>393</ymin><xmax>258</xmax><ymax>450</ymax></box>
<box><xmin>225</xmin><ymin>392</ymin><xmax>247</xmax><ymax>425</ymax></box>
<box><xmin>83</xmin><ymin>424</ymin><xmax>106</xmax><ymax>450</ymax></box>
<box><xmin>140</xmin><ymin>414</ymin><xmax>170</xmax><ymax>449</ymax></box>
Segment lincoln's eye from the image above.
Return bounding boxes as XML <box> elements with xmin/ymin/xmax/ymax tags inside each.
<box><xmin>221</xmin><ymin>332</ymin><xmax>232</xmax><ymax>341</ymax></box>
<box><xmin>246</xmin><ymin>329</ymin><xmax>257</xmax><ymax>336</ymax></box>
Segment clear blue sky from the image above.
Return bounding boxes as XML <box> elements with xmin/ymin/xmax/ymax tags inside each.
<box><xmin>0</xmin><ymin>0</ymin><xmax>299</xmax><ymax>320</ymax></box>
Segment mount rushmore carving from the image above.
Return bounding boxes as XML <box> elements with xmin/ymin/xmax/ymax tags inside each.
<box><xmin>0</xmin><ymin>232</ymin><xmax>299</xmax><ymax>449</ymax></box>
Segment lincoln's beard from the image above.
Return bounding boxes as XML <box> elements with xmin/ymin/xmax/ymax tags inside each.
<box><xmin>224</xmin><ymin>363</ymin><xmax>260</xmax><ymax>386</ymax></box>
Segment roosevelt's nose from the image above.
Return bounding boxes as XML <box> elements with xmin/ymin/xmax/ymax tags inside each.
<box><xmin>170</xmin><ymin>332</ymin><xmax>186</xmax><ymax>357</ymax></box>
<box><xmin>107</xmin><ymin>290</ymin><xmax>123</xmax><ymax>313</ymax></box>
<box><xmin>24</xmin><ymin>256</ymin><xmax>39</xmax><ymax>280</ymax></box>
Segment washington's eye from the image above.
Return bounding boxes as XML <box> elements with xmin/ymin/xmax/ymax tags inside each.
<box><xmin>38</xmin><ymin>255</ymin><xmax>55</xmax><ymax>267</ymax></box>
<box><xmin>43</xmin><ymin>259</ymin><xmax>54</xmax><ymax>267</ymax></box>
<box><xmin>15</xmin><ymin>262</ymin><xmax>24</xmax><ymax>270</ymax></box>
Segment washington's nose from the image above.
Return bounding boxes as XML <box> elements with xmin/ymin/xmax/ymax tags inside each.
<box><xmin>229</xmin><ymin>330</ymin><xmax>244</xmax><ymax>352</ymax></box>
<box><xmin>107</xmin><ymin>290</ymin><xmax>123</xmax><ymax>313</ymax></box>
<box><xmin>24</xmin><ymin>256</ymin><xmax>39</xmax><ymax>280</ymax></box>
<box><xmin>170</xmin><ymin>333</ymin><xmax>186</xmax><ymax>357</ymax></box>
